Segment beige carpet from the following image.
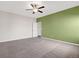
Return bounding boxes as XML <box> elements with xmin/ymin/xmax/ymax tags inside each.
<box><xmin>0</xmin><ymin>37</ymin><xmax>79</xmax><ymax>58</ymax></box>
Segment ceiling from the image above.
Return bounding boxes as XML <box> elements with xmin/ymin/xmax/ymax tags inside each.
<box><xmin>0</xmin><ymin>1</ymin><xmax>79</xmax><ymax>18</ymax></box>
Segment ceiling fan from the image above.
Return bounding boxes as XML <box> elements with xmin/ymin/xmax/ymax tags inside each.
<box><xmin>26</xmin><ymin>3</ymin><xmax>45</xmax><ymax>14</ymax></box>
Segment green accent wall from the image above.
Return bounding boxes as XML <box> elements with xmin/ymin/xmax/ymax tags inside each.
<box><xmin>37</xmin><ymin>6</ymin><xmax>79</xmax><ymax>44</ymax></box>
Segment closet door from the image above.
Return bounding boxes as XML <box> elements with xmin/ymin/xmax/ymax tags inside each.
<box><xmin>37</xmin><ymin>22</ymin><xmax>42</xmax><ymax>36</ymax></box>
<box><xmin>32</xmin><ymin>22</ymin><xmax>38</xmax><ymax>37</ymax></box>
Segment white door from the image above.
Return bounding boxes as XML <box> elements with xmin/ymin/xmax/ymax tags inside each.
<box><xmin>32</xmin><ymin>22</ymin><xmax>38</xmax><ymax>37</ymax></box>
<box><xmin>37</xmin><ymin>22</ymin><xmax>42</xmax><ymax>36</ymax></box>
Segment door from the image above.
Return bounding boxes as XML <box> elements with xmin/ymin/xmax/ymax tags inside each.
<box><xmin>37</xmin><ymin>22</ymin><xmax>42</xmax><ymax>36</ymax></box>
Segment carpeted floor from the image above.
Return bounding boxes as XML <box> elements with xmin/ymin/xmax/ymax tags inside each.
<box><xmin>0</xmin><ymin>37</ymin><xmax>79</xmax><ymax>58</ymax></box>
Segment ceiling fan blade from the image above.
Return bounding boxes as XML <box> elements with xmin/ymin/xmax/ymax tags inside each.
<box><xmin>25</xmin><ymin>9</ymin><xmax>32</xmax><ymax>10</ymax></box>
<box><xmin>38</xmin><ymin>10</ymin><xmax>43</xmax><ymax>13</ymax></box>
<box><xmin>31</xmin><ymin>4</ymin><xmax>34</xmax><ymax>8</ymax></box>
<box><xmin>33</xmin><ymin>11</ymin><xmax>35</xmax><ymax>14</ymax></box>
<box><xmin>38</xmin><ymin>6</ymin><xmax>45</xmax><ymax>9</ymax></box>
<box><xmin>35</xmin><ymin>4</ymin><xmax>37</xmax><ymax>8</ymax></box>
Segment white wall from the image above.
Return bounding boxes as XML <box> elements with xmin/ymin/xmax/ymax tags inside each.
<box><xmin>0</xmin><ymin>11</ymin><xmax>38</xmax><ymax>42</ymax></box>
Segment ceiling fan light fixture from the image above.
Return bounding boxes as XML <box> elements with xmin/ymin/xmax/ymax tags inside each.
<box><xmin>26</xmin><ymin>2</ymin><xmax>45</xmax><ymax>14</ymax></box>
<box><xmin>33</xmin><ymin>8</ymin><xmax>38</xmax><ymax>12</ymax></box>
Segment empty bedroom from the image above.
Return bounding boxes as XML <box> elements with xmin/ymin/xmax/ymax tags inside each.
<box><xmin>0</xmin><ymin>0</ymin><xmax>79</xmax><ymax>58</ymax></box>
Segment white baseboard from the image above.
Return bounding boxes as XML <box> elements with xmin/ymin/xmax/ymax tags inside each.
<box><xmin>42</xmin><ymin>37</ymin><xmax>79</xmax><ymax>46</ymax></box>
<box><xmin>0</xmin><ymin>36</ymin><xmax>37</xmax><ymax>43</ymax></box>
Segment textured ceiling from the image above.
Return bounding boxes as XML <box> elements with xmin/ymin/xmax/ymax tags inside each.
<box><xmin>0</xmin><ymin>1</ymin><xmax>79</xmax><ymax>18</ymax></box>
